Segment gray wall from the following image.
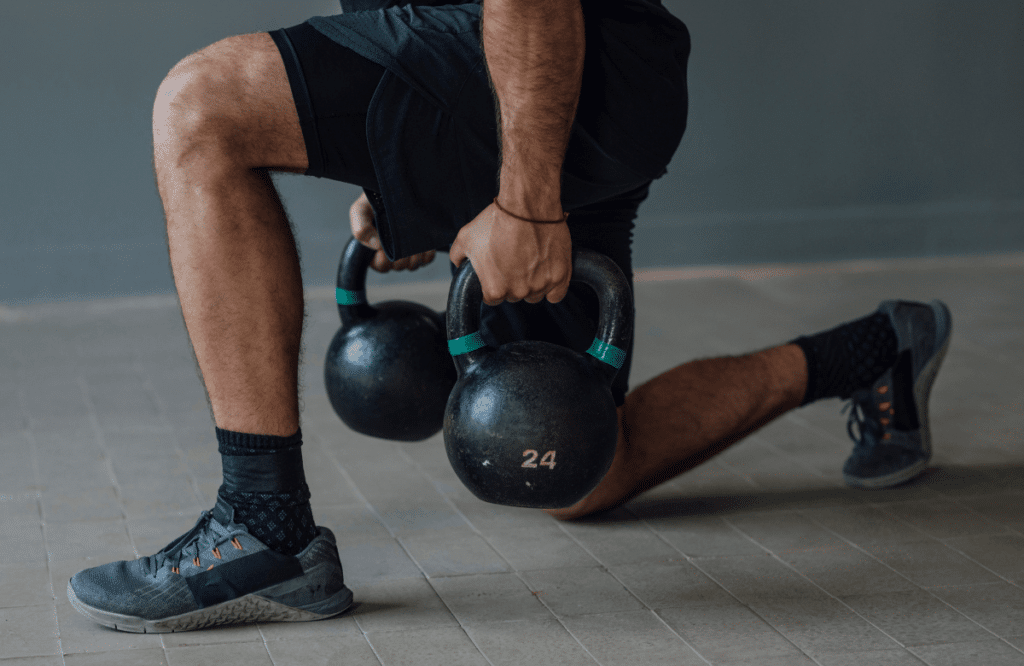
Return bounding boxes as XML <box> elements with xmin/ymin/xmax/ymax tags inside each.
<box><xmin>2</xmin><ymin>0</ymin><xmax>1022</xmax><ymax>305</ymax></box>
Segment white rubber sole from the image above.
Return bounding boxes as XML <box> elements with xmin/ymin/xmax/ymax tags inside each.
<box><xmin>67</xmin><ymin>580</ymin><xmax>353</xmax><ymax>633</ymax></box>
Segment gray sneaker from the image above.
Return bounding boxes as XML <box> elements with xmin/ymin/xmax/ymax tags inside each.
<box><xmin>67</xmin><ymin>498</ymin><xmax>353</xmax><ymax>633</ymax></box>
<box><xmin>842</xmin><ymin>300</ymin><xmax>952</xmax><ymax>488</ymax></box>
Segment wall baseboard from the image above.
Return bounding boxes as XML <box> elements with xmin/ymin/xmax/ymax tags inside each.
<box><xmin>3</xmin><ymin>200</ymin><xmax>1022</xmax><ymax>306</ymax></box>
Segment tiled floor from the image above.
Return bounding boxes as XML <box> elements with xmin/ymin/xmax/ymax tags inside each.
<box><xmin>2</xmin><ymin>253</ymin><xmax>1023</xmax><ymax>665</ymax></box>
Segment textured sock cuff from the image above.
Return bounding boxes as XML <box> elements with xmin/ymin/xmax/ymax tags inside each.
<box><xmin>218</xmin><ymin>484</ymin><xmax>312</xmax><ymax>507</ymax></box>
<box><xmin>216</xmin><ymin>427</ymin><xmax>302</xmax><ymax>456</ymax></box>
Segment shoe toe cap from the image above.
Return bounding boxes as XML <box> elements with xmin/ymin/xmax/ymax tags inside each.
<box><xmin>70</xmin><ymin>560</ymin><xmax>141</xmax><ymax>610</ymax></box>
<box><xmin>70</xmin><ymin>558</ymin><xmax>194</xmax><ymax>619</ymax></box>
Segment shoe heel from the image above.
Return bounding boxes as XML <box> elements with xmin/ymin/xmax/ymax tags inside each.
<box><xmin>914</xmin><ymin>300</ymin><xmax>953</xmax><ymax>459</ymax></box>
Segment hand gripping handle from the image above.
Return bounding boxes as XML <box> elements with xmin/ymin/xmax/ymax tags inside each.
<box><xmin>446</xmin><ymin>248</ymin><xmax>633</xmax><ymax>383</ymax></box>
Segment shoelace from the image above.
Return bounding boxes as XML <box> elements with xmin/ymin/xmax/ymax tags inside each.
<box><xmin>145</xmin><ymin>511</ymin><xmax>245</xmax><ymax>577</ymax></box>
<box><xmin>843</xmin><ymin>385</ymin><xmax>896</xmax><ymax>453</ymax></box>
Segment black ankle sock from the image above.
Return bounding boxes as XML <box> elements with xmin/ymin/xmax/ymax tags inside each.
<box><xmin>215</xmin><ymin>427</ymin><xmax>318</xmax><ymax>556</ymax></box>
<box><xmin>791</xmin><ymin>312</ymin><xmax>898</xmax><ymax>406</ymax></box>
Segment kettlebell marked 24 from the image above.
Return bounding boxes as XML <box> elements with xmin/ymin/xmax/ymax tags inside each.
<box><xmin>444</xmin><ymin>248</ymin><xmax>634</xmax><ymax>509</ymax></box>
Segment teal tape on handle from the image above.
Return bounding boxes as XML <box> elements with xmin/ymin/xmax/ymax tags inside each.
<box><xmin>449</xmin><ymin>332</ymin><xmax>486</xmax><ymax>356</ymax></box>
<box><xmin>586</xmin><ymin>338</ymin><xmax>627</xmax><ymax>369</ymax></box>
<box><xmin>336</xmin><ymin>288</ymin><xmax>366</xmax><ymax>305</ymax></box>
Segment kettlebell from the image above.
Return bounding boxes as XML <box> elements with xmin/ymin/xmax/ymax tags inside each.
<box><xmin>324</xmin><ymin>237</ymin><xmax>456</xmax><ymax>441</ymax></box>
<box><xmin>443</xmin><ymin>248</ymin><xmax>633</xmax><ymax>508</ymax></box>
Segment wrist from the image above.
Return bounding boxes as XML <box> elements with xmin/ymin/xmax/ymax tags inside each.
<box><xmin>497</xmin><ymin>169</ymin><xmax>564</xmax><ymax>222</ymax></box>
<box><xmin>493</xmin><ymin>197</ymin><xmax>568</xmax><ymax>224</ymax></box>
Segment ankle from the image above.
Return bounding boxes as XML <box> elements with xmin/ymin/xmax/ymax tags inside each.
<box><xmin>216</xmin><ymin>427</ymin><xmax>317</xmax><ymax>555</ymax></box>
<box><xmin>791</xmin><ymin>311</ymin><xmax>897</xmax><ymax>405</ymax></box>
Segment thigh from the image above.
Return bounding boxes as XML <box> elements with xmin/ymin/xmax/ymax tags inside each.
<box><xmin>269</xmin><ymin>23</ymin><xmax>384</xmax><ymax>188</ymax></box>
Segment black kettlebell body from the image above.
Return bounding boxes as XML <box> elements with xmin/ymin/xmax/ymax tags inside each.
<box><xmin>443</xmin><ymin>249</ymin><xmax>633</xmax><ymax>508</ymax></box>
<box><xmin>324</xmin><ymin>237</ymin><xmax>456</xmax><ymax>441</ymax></box>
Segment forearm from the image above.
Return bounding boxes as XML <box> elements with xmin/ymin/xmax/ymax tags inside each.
<box><xmin>481</xmin><ymin>0</ymin><xmax>585</xmax><ymax>220</ymax></box>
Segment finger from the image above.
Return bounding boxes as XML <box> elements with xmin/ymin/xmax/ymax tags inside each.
<box><xmin>414</xmin><ymin>250</ymin><xmax>436</xmax><ymax>268</ymax></box>
<box><xmin>449</xmin><ymin>236</ymin><xmax>466</xmax><ymax>268</ymax></box>
<box><xmin>370</xmin><ymin>250</ymin><xmax>393</xmax><ymax>273</ymax></box>
<box><xmin>546</xmin><ymin>281</ymin><xmax>570</xmax><ymax>304</ymax></box>
<box><xmin>547</xmin><ymin>259</ymin><xmax>573</xmax><ymax>303</ymax></box>
<box><xmin>392</xmin><ymin>257</ymin><xmax>412</xmax><ymax>271</ymax></box>
<box><xmin>351</xmin><ymin>207</ymin><xmax>382</xmax><ymax>252</ymax></box>
<box><xmin>482</xmin><ymin>283</ymin><xmax>507</xmax><ymax>306</ymax></box>
<box><xmin>524</xmin><ymin>292</ymin><xmax>545</xmax><ymax>305</ymax></box>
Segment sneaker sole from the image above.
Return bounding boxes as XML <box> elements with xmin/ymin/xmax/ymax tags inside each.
<box><xmin>67</xmin><ymin>579</ymin><xmax>353</xmax><ymax>634</ymax></box>
<box><xmin>843</xmin><ymin>300</ymin><xmax>952</xmax><ymax>489</ymax></box>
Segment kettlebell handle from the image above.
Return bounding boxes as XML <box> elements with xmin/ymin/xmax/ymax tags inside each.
<box><xmin>335</xmin><ymin>237</ymin><xmax>377</xmax><ymax>325</ymax></box>
<box><xmin>446</xmin><ymin>248</ymin><xmax>633</xmax><ymax>383</ymax></box>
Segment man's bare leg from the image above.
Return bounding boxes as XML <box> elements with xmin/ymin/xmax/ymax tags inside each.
<box><xmin>547</xmin><ymin>343</ymin><xmax>807</xmax><ymax>520</ymax></box>
<box><xmin>67</xmin><ymin>32</ymin><xmax>357</xmax><ymax>636</ymax></box>
<box><xmin>153</xmin><ymin>33</ymin><xmax>308</xmax><ymax>436</ymax></box>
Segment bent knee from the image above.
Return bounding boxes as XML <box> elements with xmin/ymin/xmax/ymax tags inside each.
<box><xmin>153</xmin><ymin>33</ymin><xmax>303</xmax><ymax>169</ymax></box>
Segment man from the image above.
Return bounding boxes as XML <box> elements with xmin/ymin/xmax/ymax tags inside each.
<box><xmin>67</xmin><ymin>0</ymin><xmax>950</xmax><ymax>633</ymax></box>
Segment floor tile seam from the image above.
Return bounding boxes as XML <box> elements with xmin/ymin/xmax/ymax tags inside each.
<box><xmin>503</xmin><ymin>563</ymin><xmax>645</xmax><ymax>663</ymax></box>
<box><xmin>713</xmin><ymin>548</ymin><xmax>918</xmax><ymax>654</ymax></box>
<box><xmin>686</xmin><ymin>519</ymin><xmax>915</xmax><ymax>652</ymax></box>
<box><xmin>386</xmin><ymin>439</ymin><xmax>528</xmax><ymax>575</ymax></box>
<box><xmin>852</xmin><ymin>507</ymin><xmax>1021</xmax><ymax>583</ymax></box>
<box><xmin>450</xmin><ymin>623</ymin><xmax>504</xmax><ymax>666</ymax></box>
<box><xmin>783</xmin><ymin>410</ymin><xmax>856</xmax><ymax>449</ymax></box>
<box><xmin>905</xmin><ymin>635</ymin><xmax>1024</xmax><ymax>658</ymax></box>
<box><xmin>424</xmin><ymin>550</ymin><xmax>572</xmax><ymax>632</ymax></box>
<box><xmin>744</xmin><ymin>435</ymin><xmax>837</xmax><ymax>485</ymax></box>
<box><xmin>575</xmin><ymin>516</ymin><xmax>795</xmax><ymax>665</ymax></box>
<box><xmin>799</xmin><ymin>501</ymin><xmax>933</xmax><ymax>551</ymax></box>
<box><xmin>542</xmin><ymin>609</ymin><xmax>610</xmax><ymax>666</ymax></box>
<box><xmin>670</xmin><ymin>556</ymin><xmax>825</xmax><ymax>662</ymax></box>
<box><xmin>358</xmin><ymin>572</ymin><xmax>498</xmax><ymax>664</ymax></box>
<box><xmin>307</xmin><ymin>433</ymin><xmax>400</xmax><ymax>543</ymax></box>
<box><xmin>19</xmin><ymin>416</ymin><xmax>62</xmax><ymax>615</ymax></box>
<box><xmin>570</xmin><ymin>606</ymin><xmax>716</xmax><ymax>666</ymax></box>
<box><xmin>547</xmin><ymin>508</ymin><xmax>678</xmax><ymax>581</ymax></box>
<box><xmin>867</xmin><ymin>498</ymin><xmax>1008</xmax><ymax>540</ymax></box>
<box><xmin>74</xmin><ymin>375</ymin><xmax>139</xmax><ymax>559</ymax></box>
<box><xmin>706</xmin><ymin>454</ymin><xmax>762</xmax><ymax>491</ymax></box>
<box><xmin>127</xmin><ymin>354</ymin><xmax>210</xmax><ymax>512</ymax></box>
<box><xmin>257</xmin><ymin>626</ymin><xmax>332</xmax><ymax>666</ymax></box>
<box><xmin>17</xmin><ymin>391</ymin><xmax>47</xmax><ymax>524</ymax></box>
<box><xmin>313</xmin><ymin>433</ymin><xmax>493</xmax><ymax>637</ymax></box>
<box><xmin>931</xmin><ymin>538</ymin><xmax>1024</xmax><ymax>590</ymax></box>
<box><xmin>632</xmin><ymin>503</ymin><xmax>777</xmax><ymax>566</ymax></box>
<box><xmin>797</xmin><ymin>511</ymin><xmax>1015</xmax><ymax>644</ymax></box>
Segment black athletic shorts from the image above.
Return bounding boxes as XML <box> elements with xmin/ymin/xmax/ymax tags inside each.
<box><xmin>268</xmin><ymin>1</ymin><xmax>690</xmax><ymax>406</ymax></box>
